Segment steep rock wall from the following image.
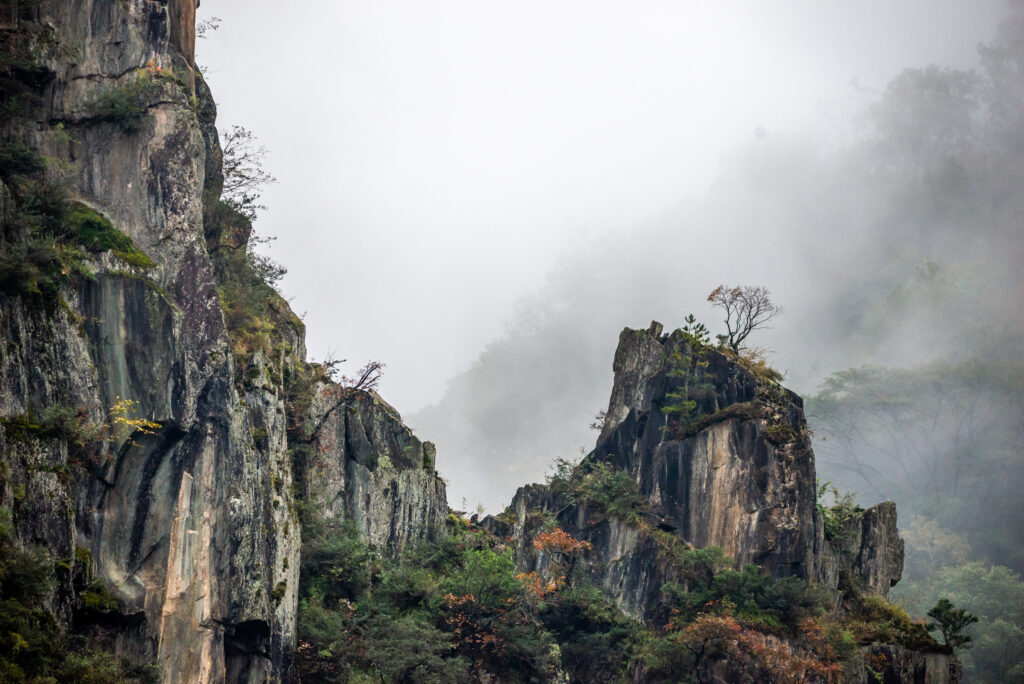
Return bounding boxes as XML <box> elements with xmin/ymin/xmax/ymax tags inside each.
<box><xmin>299</xmin><ymin>389</ymin><xmax>447</xmax><ymax>553</ymax></box>
<box><xmin>0</xmin><ymin>3</ymin><xmax>447</xmax><ymax>682</ymax></box>
<box><xmin>486</xmin><ymin>324</ymin><xmax>949</xmax><ymax>681</ymax></box>
<box><xmin>565</xmin><ymin>323</ymin><xmax>900</xmax><ymax>595</ymax></box>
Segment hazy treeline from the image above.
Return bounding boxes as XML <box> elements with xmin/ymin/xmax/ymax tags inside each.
<box><xmin>415</xmin><ymin>9</ymin><xmax>1023</xmax><ymax>508</ymax></box>
<box><xmin>412</xmin><ymin>11</ymin><xmax>1024</xmax><ymax>680</ymax></box>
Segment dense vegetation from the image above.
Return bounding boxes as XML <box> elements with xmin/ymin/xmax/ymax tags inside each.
<box><xmin>293</xmin><ymin>447</ymin><xmax>956</xmax><ymax>683</ymax></box>
<box><xmin>294</xmin><ymin>509</ymin><xmax>857</xmax><ymax>683</ymax></box>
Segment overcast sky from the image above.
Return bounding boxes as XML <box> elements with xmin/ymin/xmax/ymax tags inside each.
<box><xmin>197</xmin><ymin>1</ymin><xmax>1005</xmax><ymax>414</ymax></box>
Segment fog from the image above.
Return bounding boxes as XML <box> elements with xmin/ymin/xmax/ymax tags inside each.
<box><xmin>196</xmin><ymin>7</ymin><xmax>1024</xmax><ymax>676</ymax></box>
<box><xmin>199</xmin><ymin>2</ymin><xmax>1021</xmax><ymax>516</ymax></box>
<box><xmin>198</xmin><ymin>1</ymin><xmax>1002</xmax><ymax>407</ymax></box>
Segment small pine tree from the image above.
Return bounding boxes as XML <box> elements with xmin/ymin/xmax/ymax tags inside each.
<box><xmin>927</xmin><ymin>598</ymin><xmax>979</xmax><ymax>649</ymax></box>
<box><xmin>680</xmin><ymin>314</ymin><xmax>711</xmax><ymax>346</ymax></box>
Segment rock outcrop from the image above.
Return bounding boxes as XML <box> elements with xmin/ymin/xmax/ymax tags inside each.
<box><xmin>300</xmin><ymin>389</ymin><xmax>447</xmax><ymax>553</ymax></box>
<box><xmin>489</xmin><ymin>325</ymin><xmax>901</xmax><ymax>603</ymax></box>
<box><xmin>485</xmin><ymin>324</ymin><xmax>953</xmax><ymax>681</ymax></box>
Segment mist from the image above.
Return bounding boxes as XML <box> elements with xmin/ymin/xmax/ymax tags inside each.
<box><xmin>197</xmin><ymin>0</ymin><xmax>1004</xmax><ymax>413</ymax></box>
<box><xmin>192</xmin><ymin>4</ymin><xmax>1024</xmax><ymax>679</ymax></box>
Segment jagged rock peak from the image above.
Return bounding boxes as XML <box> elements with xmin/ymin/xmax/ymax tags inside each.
<box><xmin>490</xmin><ymin>322</ymin><xmax>903</xmax><ymax>610</ymax></box>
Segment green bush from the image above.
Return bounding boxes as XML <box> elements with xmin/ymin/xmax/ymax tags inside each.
<box><xmin>0</xmin><ymin>138</ymin><xmax>45</xmax><ymax>178</ymax></box>
<box><xmin>85</xmin><ymin>69</ymin><xmax>165</xmax><ymax>131</ymax></box>
<box><xmin>299</xmin><ymin>517</ymin><xmax>374</xmax><ymax>604</ymax></box>
<box><xmin>540</xmin><ymin>583</ymin><xmax>640</xmax><ymax>682</ymax></box>
<box><xmin>817</xmin><ymin>482</ymin><xmax>864</xmax><ymax>544</ymax></box>
<box><xmin>0</xmin><ymin>506</ymin><xmax>158</xmax><ymax>680</ymax></box>
<box><xmin>847</xmin><ymin>593</ymin><xmax>943</xmax><ymax>652</ymax></box>
<box><xmin>548</xmin><ymin>459</ymin><xmax>648</xmax><ymax>523</ymax></box>
<box><xmin>0</xmin><ymin>168</ymin><xmax>153</xmax><ymax>308</ymax></box>
<box><xmin>656</xmin><ymin>548</ymin><xmax>829</xmax><ymax>634</ymax></box>
<box><xmin>65</xmin><ymin>203</ymin><xmax>154</xmax><ymax>268</ymax></box>
<box><xmin>660</xmin><ymin>341</ymin><xmax>714</xmax><ymax>437</ymax></box>
<box><xmin>81</xmin><ymin>580</ymin><xmax>119</xmax><ymax>613</ymax></box>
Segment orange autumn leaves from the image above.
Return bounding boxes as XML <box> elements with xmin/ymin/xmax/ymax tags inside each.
<box><xmin>516</xmin><ymin>528</ymin><xmax>592</xmax><ymax>601</ymax></box>
<box><xmin>677</xmin><ymin>613</ymin><xmax>844</xmax><ymax>683</ymax></box>
<box><xmin>532</xmin><ymin>528</ymin><xmax>592</xmax><ymax>555</ymax></box>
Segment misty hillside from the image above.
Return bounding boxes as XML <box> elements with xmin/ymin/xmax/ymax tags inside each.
<box><xmin>1</xmin><ymin>1</ymin><xmax>1021</xmax><ymax>682</ymax></box>
<box><xmin>412</xmin><ymin>12</ymin><xmax>1024</xmax><ymax>681</ymax></box>
<box><xmin>414</xmin><ymin>11</ymin><xmax>1024</xmax><ymax>516</ymax></box>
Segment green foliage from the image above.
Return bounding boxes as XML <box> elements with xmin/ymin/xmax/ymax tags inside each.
<box><xmin>85</xmin><ymin>68</ymin><xmax>166</xmax><ymax>131</ymax></box>
<box><xmin>0</xmin><ymin>138</ymin><xmax>45</xmax><ymax>176</ymax></box>
<box><xmin>299</xmin><ymin>516</ymin><xmax>374</xmax><ymax>604</ymax></box>
<box><xmin>651</xmin><ymin>536</ymin><xmax>730</xmax><ymax>583</ymax></box>
<box><xmin>816</xmin><ymin>481</ymin><xmax>864</xmax><ymax>544</ymax></box>
<box><xmin>207</xmin><ymin>197</ymin><xmax>297</xmax><ymax>386</ymax></box>
<box><xmin>663</xmin><ymin>562</ymin><xmax>828</xmax><ymax>631</ymax></box>
<box><xmin>441</xmin><ymin>547</ymin><xmax>520</xmax><ymax>610</ymax></box>
<box><xmin>660</xmin><ymin>341</ymin><xmax>714</xmax><ymax>438</ymax></box>
<box><xmin>0</xmin><ymin>506</ymin><xmax>156</xmax><ymax>681</ymax></box>
<box><xmin>65</xmin><ymin>203</ymin><xmax>154</xmax><ymax>268</ymax></box>
<box><xmin>81</xmin><ymin>580</ymin><xmax>119</xmax><ymax>614</ymax></box>
<box><xmin>0</xmin><ymin>139</ymin><xmax>153</xmax><ymax>307</ymax></box>
<box><xmin>1</xmin><ymin>405</ymin><xmax>87</xmax><ymax>443</ymax></box>
<box><xmin>547</xmin><ymin>459</ymin><xmax>648</xmax><ymax>523</ymax></box>
<box><xmin>846</xmin><ymin>593</ymin><xmax>941</xmax><ymax>652</ymax></box>
<box><xmin>894</xmin><ymin>552</ymin><xmax>1024</xmax><ymax>681</ymax></box>
<box><xmin>55</xmin><ymin>650</ymin><xmax>161</xmax><ymax>684</ymax></box>
<box><xmin>679</xmin><ymin>313</ymin><xmax>711</xmax><ymax>346</ymax></box>
<box><xmin>926</xmin><ymin>598</ymin><xmax>978</xmax><ymax>649</ymax></box>
<box><xmin>295</xmin><ymin>512</ymin><xmax>558</xmax><ymax>682</ymax></box>
<box><xmin>539</xmin><ymin>583</ymin><xmax>640</xmax><ymax>682</ymax></box>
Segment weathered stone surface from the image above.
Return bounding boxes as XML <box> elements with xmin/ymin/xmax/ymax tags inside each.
<box><xmin>1</xmin><ymin>2</ymin><xmax>296</xmax><ymax>682</ymax></box>
<box><xmin>490</xmin><ymin>325</ymin><xmax>907</xmax><ymax>621</ymax></box>
<box><xmin>818</xmin><ymin>501</ymin><xmax>905</xmax><ymax>598</ymax></box>
<box><xmin>302</xmin><ymin>390</ymin><xmax>447</xmax><ymax>553</ymax></box>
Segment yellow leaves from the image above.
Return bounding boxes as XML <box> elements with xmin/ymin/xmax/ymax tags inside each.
<box><xmin>109</xmin><ymin>398</ymin><xmax>161</xmax><ymax>434</ymax></box>
<box><xmin>108</xmin><ymin>397</ymin><xmax>161</xmax><ymax>442</ymax></box>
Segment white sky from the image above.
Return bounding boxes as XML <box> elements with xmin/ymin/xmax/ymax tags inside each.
<box><xmin>197</xmin><ymin>1</ymin><xmax>1004</xmax><ymax>413</ymax></box>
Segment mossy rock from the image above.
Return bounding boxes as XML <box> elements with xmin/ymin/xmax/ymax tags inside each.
<box><xmin>66</xmin><ymin>203</ymin><xmax>154</xmax><ymax>268</ymax></box>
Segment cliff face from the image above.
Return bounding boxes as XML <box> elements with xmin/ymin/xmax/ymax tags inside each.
<box><xmin>299</xmin><ymin>389</ymin><xmax>447</xmax><ymax>553</ymax></box>
<box><xmin>0</xmin><ymin>2</ymin><xmax>445</xmax><ymax>682</ymax></box>
<box><xmin>490</xmin><ymin>325</ymin><xmax>901</xmax><ymax>609</ymax></box>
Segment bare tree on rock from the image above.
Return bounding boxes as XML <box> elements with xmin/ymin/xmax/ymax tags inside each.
<box><xmin>707</xmin><ymin>285</ymin><xmax>782</xmax><ymax>353</ymax></box>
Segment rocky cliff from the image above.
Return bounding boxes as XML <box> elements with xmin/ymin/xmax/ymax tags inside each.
<box><xmin>484</xmin><ymin>323</ymin><xmax>954</xmax><ymax>682</ymax></box>
<box><xmin>0</xmin><ymin>2</ymin><xmax>445</xmax><ymax>682</ymax></box>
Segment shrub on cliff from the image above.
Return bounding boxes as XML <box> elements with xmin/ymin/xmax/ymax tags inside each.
<box><xmin>546</xmin><ymin>459</ymin><xmax>648</xmax><ymax>523</ymax></box>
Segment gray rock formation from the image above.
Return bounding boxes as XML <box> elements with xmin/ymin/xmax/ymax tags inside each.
<box><xmin>300</xmin><ymin>389</ymin><xmax>447</xmax><ymax>553</ymax></box>
<box><xmin>0</xmin><ymin>4</ymin><xmax>958</xmax><ymax>682</ymax></box>
<box><xmin>491</xmin><ymin>325</ymin><xmax>901</xmax><ymax>598</ymax></box>
<box><xmin>484</xmin><ymin>324</ymin><xmax>953</xmax><ymax>681</ymax></box>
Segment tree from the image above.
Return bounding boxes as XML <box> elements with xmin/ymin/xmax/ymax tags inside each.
<box><xmin>303</xmin><ymin>360</ymin><xmax>384</xmax><ymax>444</ymax></box>
<box><xmin>706</xmin><ymin>285</ymin><xmax>782</xmax><ymax>353</ymax></box>
<box><xmin>220</xmin><ymin>124</ymin><xmax>277</xmax><ymax>221</ymax></box>
<box><xmin>927</xmin><ymin>598</ymin><xmax>979</xmax><ymax>649</ymax></box>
